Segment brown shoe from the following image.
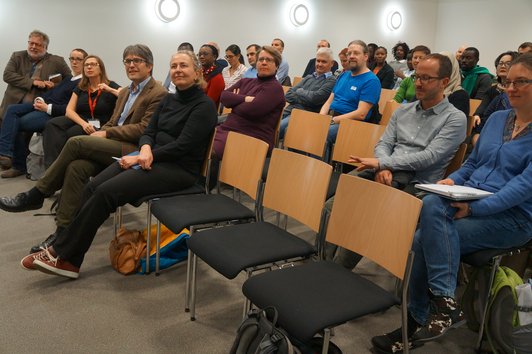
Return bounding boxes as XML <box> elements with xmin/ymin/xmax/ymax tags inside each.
<box><xmin>0</xmin><ymin>155</ymin><xmax>12</xmax><ymax>170</ymax></box>
<box><xmin>1</xmin><ymin>168</ymin><xmax>24</xmax><ymax>178</ymax></box>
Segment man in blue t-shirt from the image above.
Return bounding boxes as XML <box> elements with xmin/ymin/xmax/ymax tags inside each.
<box><xmin>319</xmin><ymin>40</ymin><xmax>381</xmax><ymax>160</ymax></box>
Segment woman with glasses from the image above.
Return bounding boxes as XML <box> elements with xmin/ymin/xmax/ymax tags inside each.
<box><xmin>470</xmin><ymin>51</ymin><xmax>519</xmax><ymax>146</ymax></box>
<box><xmin>42</xmin><ymin>55</ymin><xmax>121</xmax><ymax>167</ymax></box>
<box><xmin>222</xmin><ymin>44</ymin><xmax>247</xmax><ymax>89</ymax></box>
<box><xmin>372</xmin><ymin>53</ymin><xmax>532</xmax><ymax>354</ymax></box>
<box><xmin>0</xmin><ymin>48</ymin><xmax>88</xmax><ymax>178</ymax></box>
<box><xmin>393</xmin><ymin>45</ymin><xmax>431</xmax><ymax>103</ymax></box>
<box><xmin>197</xmin><ymin>44</ymin><xmax>225</xmax><ymax>107</ymax></box>
<box><xmin>213</xmin><ymin>46</ymin><xmax>285</xmax><ymax>158</ymax></box>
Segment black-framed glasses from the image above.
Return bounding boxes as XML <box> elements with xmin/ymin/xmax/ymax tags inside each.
<box><xmin>496</xmin><ymin>61</ymin><xmax>512</xmax><ymax>68</ymax></box>
<box><xmin>257</xmin><ymin>57</ymin><xmax>274</xmax><ymax>63</ymax></box>
<box><xmin>84</xmin><ymin>62</ymin><xmax>99</xmax><ymax>68</ymax></box>
<box><xmin>123</xmin><ymin>58</ymin><xmax>146</xmax><ymax>66</ymax></box>
<box><xmin>502</xmin><ymin>79</ymin><xmax>532</xmax><ymax>89</ymax></box>
<box><xmin>411</xmin><ymin>74</ymin><xmax>441</xmax><ymax>84</ymax></box>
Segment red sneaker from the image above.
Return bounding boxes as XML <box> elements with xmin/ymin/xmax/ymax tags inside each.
<box><xmin>20</xmin><ymin>249</ymin><xmax>51</xmax><ymax>271</ymax></box>
<box><xmin>33</xmin><ymin>251</ymin><xmax>79</xmax><ymax>279</ymax></box>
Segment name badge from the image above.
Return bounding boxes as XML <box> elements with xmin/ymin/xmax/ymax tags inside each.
<box><xmin>88</xmin><ymin>119</ymin><xmax>100</xmax><ymax>129</ymax></box>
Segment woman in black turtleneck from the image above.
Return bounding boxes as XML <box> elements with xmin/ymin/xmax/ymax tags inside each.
<box><xmin>213</xmin><ymin>45</ymin><xmax>286</xmax><ymax>158</ymax></box>
<box><xmin>22</xmin><ymin>50</ymin><xmax>217</xmax><ymax>278</ymax></box>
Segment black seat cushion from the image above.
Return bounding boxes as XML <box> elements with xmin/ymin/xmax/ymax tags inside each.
<box><xmin>462</xmin><ymin>239</ymin><xmax>532</xmax><ymax>267</ymax></box>
<box><xmin>243</xmin><ymin>261</ymin><xmax>400</xmax><ymax>342</ymax></box>
<box><xmin>188</xmin><ymin>222</ymin><xmax>316</xmax><ymax>279</ymax></box>
<box><xmin>129</xmin><ymin>183</ymin><xmax>205</xmax><ymax>208</ymax></box>
<box><xmin>151</xmin><ymin>194</ymin><xmax>255</xmax><ymax>234</ymax></box>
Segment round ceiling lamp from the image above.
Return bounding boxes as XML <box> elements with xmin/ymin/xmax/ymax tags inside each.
<box><xmin>387</xmin><ymin>10</ymin><xmax>402</xmax><ymax>31</ymax></box>
<box><xmin>155</xmin><ymin>0</ymin><xmax>180</xmax><ymax>23</ymax></box>
<box><xmin>290</xmin><ymin>4</ymin><xmax>309</xmax><ymax>27</ymax></box>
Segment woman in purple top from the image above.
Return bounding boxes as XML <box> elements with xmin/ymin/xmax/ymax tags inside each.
<box><xmin>213</xmin><ymin>46</ymin><xmax>285</xmax><ymax>158</ymax></box>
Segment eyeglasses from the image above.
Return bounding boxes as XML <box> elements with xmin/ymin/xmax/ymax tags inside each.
<box><xmin>84</xmin><ymin>62</ymin><xmax>99</xmax><ymax>68</ymax></box>
<box><xmin>257</xmin><ymin>57</ymin><xmax>274</xmax><ymax>63</ymax></box>
<box><xmin>27</xmin><ymin>41</ymin><xmax>44</xmax><ymax>48</ymax></box>
<box><xmin>412</xmin><ymin>74</ymin><xmax>441</xmax><ymax>84</ymax></box>
<box><xmin>502</xmin><ymin>79</ymin><xmax>532</xmax><ymax>89</ymax></box>
<box><xmin>123</xmin><ymin>58</ymin><xmax>146</xmax><ymax>66</ymax></box>
<box><xmin>496</xmin><ymin>61</ymin><xmax>512</xmax><ymax>68</ymax></box>
<box><xmin>69</xmin><ymin>57</ymin><xmax>84</xmax><ymax>62</ymax></box>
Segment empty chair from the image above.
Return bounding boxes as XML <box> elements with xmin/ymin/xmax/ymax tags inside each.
<box><xmin>380</xmin><ymin>100</ymin><xmax>401</xmax><ymax>126</ymax></box>
<box><xmin>282</xmin><ymin>108</ymin><xmax>331</xmax><ymax>158</ymax></box>
<box><xmin>242</xmin><ymin>174</ymin><xmax>422</xmax><ymax>353</ymax></box>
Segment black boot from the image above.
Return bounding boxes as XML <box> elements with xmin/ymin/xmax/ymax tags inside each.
<box><xmin>372</xmin><ymin>313</ymin><xmax>424</xmax><ymax>353</ymax></box>
<box><xmin>412</xmin><ymin>295</ymin><xmax>465</xmax><ymax>343</ymax></box>
<box><xmin>29</xmin><ymin>227</ymin><xmax>64</xmax><ymax>254</ymax></box>
<box><xmin>0</xmin><ymin>187</ymin><xmax>45</xmax><ymax>212</ymax></box>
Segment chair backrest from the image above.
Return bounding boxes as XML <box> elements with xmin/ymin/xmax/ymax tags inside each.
<box><xmin>326</xmin><ymin>174</ymin><xmax>422</xmax><ymax>279</ymax></box>
<box><xmin>331</xmin><ymin>119</ymin><xmax>387</xmax><ymax>165</ymax></box>
<box><xmin>282</xmin><ymin>85</ymin><xmax>291</xmax><ymax>94</ymax></box>
<box><xmin>283</xmin><ymin>109</ymin><xmax>331</xmax><ymax>159</ymax></box>
<box><xmin>380</xmin><ymin>100</ymin><xmax>401</xmax><ymax>126</ymax></box>
<box><xmin>219</xmin><ymin>132</ymin><xmax>269</xmax><ymax>200</ymax></box>
<box><xmin>378</xmin><ymin>88</ymin><xmax>397</xmax><ymax>114</ymax></box>
<box><xmin>262</xmin><ymin>149</ymin><xmax>332</xmax><ymax>232</ymax></box>
<box><xmin>221</xmin><ymin>106</ymin><xmax>232</xmax><ymax>115</ymax></box>
<box><xmin>292</xmin><ymin>76</ymin><xmax>303</xmax><ymax>86</ymax></box>
<box><xmin>470</xmin><ymin>99</ymin><xmax>482</xmax><ymax>115</ymax></box>
<box><xmin>444</xmin><ymin>143</ymin><xmax>468</xmax><ymax>177</ymax></box>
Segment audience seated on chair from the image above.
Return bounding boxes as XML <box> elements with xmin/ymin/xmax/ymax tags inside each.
<box><xmin>271</xmin><ymin>38</ymin><xmax>290</xmax><ymax>85</ymax></box>
<box><xmin>12</xmin><ymin>50</ymin><xmax>218</xmax><ymax>279</ymax></box>
<box><xmin>0</xmin><ymin>48</ymin><xmax>87</xmax><ymax>178</ymax></box>
<box><xmin>455</xmin><ymin>44</ymin><xmax>467</xmax><ymax>61</ymax></box>
<box><xmin>213</xmin><ymin>46</ymin><xmax>285</xmax><ymax>158</ymax></box>
<box><xmin>369</xmin><ymin>46</ymin><xmax>395</xmax><ymax>89</ymax></box>
<box><xmin>279</xmin><ymin>47</ymin><xmax>337</xmax><ymax>139</ymax></box>
<box><xmin>319</xmin><ymin>40</ymin><xmax>381</xmax><ymax>160</ymax></box>
<box><xmin>459</xmin><ymin>47</ymin><xmax>494</xmax><ymax>100</ymax></box>
<box><xmin>367</xmin><ymin>42</ymin><xmax>378</xmax><ymax>69</ymax></box>
<box><xmin>371</xmin><ymin>53</ymin><xmax>532</xmax><ymax>353</ymax></box>
<box><xmin>440</xmin><ymin>51</ymin><xmax>470</xmax><ymax>117</ymax></box>
<box><xmin>0</xmin><ymin>30</ymin><xmax>71</xmax><ymax>126</ymax></box>
<box><xmin>242</xmin><ymin>44</ymin><xmax>260</xmax><ymax>79</ymax></box>
<box><xmin>198</xmin><ymin>44</ymin><xmax>225</xmax><ymax>107</ymax></box>
<box><xmin>0</xmin><ymin>44</ymin><xmax>168</xmax><ymax>256</ymax></box>
<box><xmin>393</xmin><ymin>45</ymin><xmax>431</xmax><ymax>103</ymax></box>
<box><xmin>517</xmin><ymin>41</ymin><xmax>532</xmax><ymax>55</ymax></box>
<box><xmin>326</xmin><ymin>54</ymin><xmax>467</xmax><ymax>271</ymax></box>
<box><xmin>471</xmin><ymin>51</ymin><xmax>518</xmax><ymax>146</ymax></box>
<box><xmin>43</xmin><ymin>55</ymin><xmax>121</xmax><ymax>168</ymax></box>
<box><xmin>334</xmin><ymin>47</ymin><xmax>349</xmax><ymax>77</ymax></box>
<box><xmin>222</xmin><ymin>44</ymin><xmax>247</xmax><ymax>89</ymax></box>
<box><xmin>389</xmin><ymin>41</ymin><xmax>410</xmax><ymax>89</ymax></box>
<box><xmin>302</xmin><ymin>39</ymin><xmax>339</xmax><ymax>78</ymax></box>
<box><xmin>163</xmin><ymin>42</ymin><xmax>194</xmax><ymax>93</ymax></box>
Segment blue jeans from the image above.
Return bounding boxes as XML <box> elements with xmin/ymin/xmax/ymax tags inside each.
<box><xmin>279</xmin><ymin>116</ymin><xmax>290</xmax><ymax>140</ymax></box>
<box><xmin>0</xmin><ymin>103</ymin><xmax>49</xmax><ymax>171</ymax></box>
<box><xmin>324</xmin><ymin>123</ymin><xmax>339</xmax><ymax>162</ymax></box>
<box><xmin>408</xmin><ymin>194</ymin><xmax>532</xmax><ymax>324</ymax></box>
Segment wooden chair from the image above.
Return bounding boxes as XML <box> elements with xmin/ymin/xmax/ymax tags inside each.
<box><xmin>186</xmin><ymin>148</ymin><xmax>332</xmax><ymax>320</ymax></box>
<box><xmin>282</xmin><ymin>85</ymin><xmax>291</xmax><ymax>94</ymax></box>
<box><xmin>242</xmin><ymin>174</ymin><xmax>422</xmax><ymax>354</ymax></box>
<box><xmin>292</xmin><ymin>76</ymin><xmax>303</xmax><ymax>86</ymax></box>
<box><xmin>378</xmin><ymin>88</ymin><xmax>397</xmax><ymax>114</ymax></box>
<box><xmin>444</xmin><ymin>143</ymin><xmax>468</xmax><ymax>177</ymax></box>
<box><xmin>469</xmin><ymin>99</ymin><xmax>482</xmax><ymax>115</ymax></box>
<box><xmin>327</xmin><ymin>120</ymin><xmax>387</xmax><ymax>198</ymax></box>
<box><xmin>380</xmin><ymin>100</ymin><xmax>401</xmax><ymax>126</ymax></box>
<box><xmin>282</xmin><ymin>108</ymin><xmax>332</xmax><ymax>159</ymax></box>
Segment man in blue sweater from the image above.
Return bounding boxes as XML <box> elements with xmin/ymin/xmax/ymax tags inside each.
<box><xmin>0</xmin><ymin>48</ymin><xmax>88</xmax><ymax>177</ymax></box>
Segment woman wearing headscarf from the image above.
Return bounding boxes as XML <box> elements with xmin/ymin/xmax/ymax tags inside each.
<box><xmin>441</xmin><ymin>51</ymin><xmax>470</xmax><ymax>117</ymax></box>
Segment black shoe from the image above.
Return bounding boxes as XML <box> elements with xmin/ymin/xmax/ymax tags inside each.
<box><xmin>0</xmin><ymin>191</ymin><xmax>44</xmax><ymax>212</ymax></box>
<box><xmin>412</xmin><ymin>296</ymin><xmax>465</xmax><ymax>343</ymax></box>
<box><xmin>372</xmin><ymin>314</ymin><xmax>424</xmax><ymax>353</ymax></box>
<box><xmin>29</xmin><ymin>229</ymin><xmax>62</xmax><ymax>254</ymax></box>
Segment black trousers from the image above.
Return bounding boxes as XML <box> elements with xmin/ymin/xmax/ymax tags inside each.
<box><xmin>52</xmin><ymin>161</ymin><xmax>197</xmax><ymax>268</ymax></box>
<box><xmin>43</xmin><ymin>116</ymin><xmax>85</xmax><ymax>168</ymax></box>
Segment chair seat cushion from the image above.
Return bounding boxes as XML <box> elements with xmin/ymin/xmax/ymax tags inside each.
<box><xmin>462</xmin><ymin>239</ymin><xmax>532</xmax><ymax>267</ymax></box>
<box><xmin>129</xmin><ymin>183</ymin><xmax>205</xmax><ymax>207</ymax></box>
<box><xmin>243</xmin><ymin>261</ymin><xmax>400</xmax><ymax>342</ymax></box>
<box><xmin>151</xmin><ymin>194</ymin><xmax>255</xmax><ymax>234</ymax></box>
<box><xmin>188</xmin><ymin>222</ymin><xmax>315</xmax><ymax>279</ymax></box>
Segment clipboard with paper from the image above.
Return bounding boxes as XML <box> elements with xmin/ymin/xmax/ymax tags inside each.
<box><xmin>415</xmin><ymin>184</ymin><xmax>493</xmax><ymax>201</ymax></box>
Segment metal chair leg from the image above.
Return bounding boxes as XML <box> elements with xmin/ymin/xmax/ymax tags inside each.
<box><xmin>475</xmin><ymin>256</ymin><xmax>502</xmax><ymax>351</ymax></box>
<box><xmin>114</xmin><ymin>206</ymin><xmax>123</xmax><ymax>237</ymax></box>
<box><xmin>190</xmin><ymin>252</ymin><xmax>198</xmax><ymax>321</ymax></box>
<box><xmin>185</xmin><ymin>248</ymin><xmax>192</xmax><ymax>313</ymax></box>
<box><xmin>321</xmin><ymin>328</ymin><xmax>331</xmax><ymax>354</ymax></box>
<box><xmin>242</xmin><ymin>269</ymin><xmax>253</xmax><ymax>319</ymax></box>
<box><xmin>155</xmin><ymin>215</ymin><xmax>161</xmax><ymax>276</ymax></box>
<box><xmin>145</xmin><ymin>203</ymin><xmax>152</xmax><ymax>274</ymax></box>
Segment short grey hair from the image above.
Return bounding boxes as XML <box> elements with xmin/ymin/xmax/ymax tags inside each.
<box><xmin>29</xmin><ymin>30</ymin><xmax>49</xmax><ymax>49</ymax></box>
<box><xmin>348</xmin><ymin>40</ymin><xmax>368</xmax><ymax>54</ymax></box>
<box><xmin>316</xmin><ymin>47</ymin><xmax>333</xmax><ymax>61</ymax></box>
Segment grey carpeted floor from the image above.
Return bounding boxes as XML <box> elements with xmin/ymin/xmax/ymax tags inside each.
<box><xmin>0</xmin><ymin>175</ymin><xmax>478</xmax><ymax>353</ymax></box>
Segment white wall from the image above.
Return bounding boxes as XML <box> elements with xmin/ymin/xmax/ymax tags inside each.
<box><xmin>0</xmin><ymin>0</ymin><xmax>442</xmax><ymax>95</ymax></box>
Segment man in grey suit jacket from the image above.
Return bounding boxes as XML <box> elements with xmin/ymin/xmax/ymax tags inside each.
<box><xmin>0</xmin><ymin>44</ymin><xmax>168</xmax><ymax>253</ymax></box>
<box><xmin>0</xmin><ymin>30</ymin><xmax>71</xmax><ymax>124</ymax></box>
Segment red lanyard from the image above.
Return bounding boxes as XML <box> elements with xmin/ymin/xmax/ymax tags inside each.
<box><xmin>88</xmin><ymin>88</ymin><xmax>102</xmax><ymax>118</ymax></box>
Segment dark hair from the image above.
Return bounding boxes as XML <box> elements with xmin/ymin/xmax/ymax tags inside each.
<box><xmin>349</xmin><ymin>40</ymin><xmax>369</xmax><ymax>54</ymax></box>
<box><xmin>423</xmin><ymin>53</ymin><xmax>452</xmax><ymax>79</ymax></box>
<box><xmin>367</xmin><ymin>42</ymin><xmax>378</xmax><ymax>54</ymax></box>
<box><xmin>71</xmin><ymin>48</ymin><xmax>88</xmax><ymax>58</ymax></box>
<box><xmin>511</xmin><ymin>52</ymin><xmax>532</xmax><ymax>71</ymax></box>
<box><xmin>226</xmin><ymin>44</ymin><xmax>245</xmax><ymax>65</ymax></box>
<box><xmin>123</xmin><ymin>44</ymin><xmax>154</xmax><ymax>75</ymax></box>
<box><xmin>246</xmin><ymin>44</ymin><xmax>261</xmax><ymax>52</ymax></box>
<box><xmin>178</xmin><ymin>42</ymin><xmax>194</xmax><ymax>52</ymax></box>
<box><xmin>494</xmin><ymin>51</ymin><xmax>519</xmax><ymax>67</ymax></box>
<box><xmin>272</xmin><ymin>38</ymin><xmax>285</xmax><ymax>48</ymax></box>
<box><xmin>518</xmin><ymin>42</ymin><xmax>532</xmax><ymax>51</ymax></box>
<box><xmin>376</xmin><ymin>46</ymin><xmax>388</xmax><ymax>54</ymax></box>
<box><xmin>259</xmin><ymin>46</ymin><xmax>282</xmax><ymax>67</ymax></box>
<box><xmin>392</xmin><ymin>42</ymin><xmax>410</xmax><ymax>60</ymax></box>
<box><xmin>464</xmin><ymin>47</ymin><xmax>480</xmax><ymax>60</ymax></box>
<box><xmin>201</xmin><ymin>44</ymin><xmax>218</xmax><ymax>59</ymax></box>
<box><xmin>411</xmin><ymin>45</ymin><xmax>431</xmax><ymax>55</ymax></box>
